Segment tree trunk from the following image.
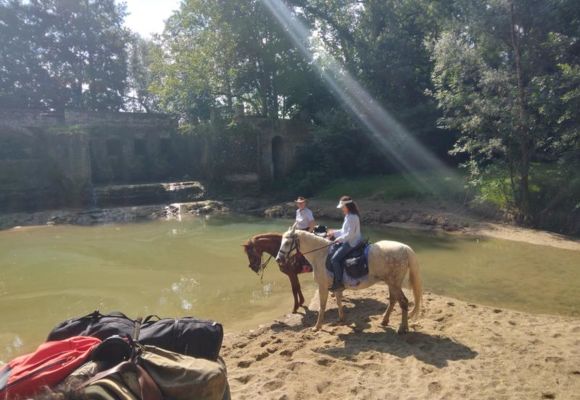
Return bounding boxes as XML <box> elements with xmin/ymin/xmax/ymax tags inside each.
<box><xmin>509</xmin><ymin>1</ymin><xmax>531</xmax><ymax>223</ymax></box>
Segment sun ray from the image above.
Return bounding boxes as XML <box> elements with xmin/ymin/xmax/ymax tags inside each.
<box><xmin>261</xmin><ymin>0</ymin><xmax>459</xmax><ymax>195</ymax></box>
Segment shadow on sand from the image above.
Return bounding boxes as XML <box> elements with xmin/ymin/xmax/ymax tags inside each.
<box><xmin>316</xmin><ymin>330</ymin><xmax>478</xmax><ymax>368</ymax></box>
<box><xmin>270</xmin><ymin>296</ymin><xmax>477</xmax><ymax>369</ymax></box>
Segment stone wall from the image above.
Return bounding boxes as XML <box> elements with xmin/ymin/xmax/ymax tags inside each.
<box><xmin>255</xmin><ymin>118</ymin><xmax>310</xmax><ymax>183</ymax></box>
<box><xmin>0</xmin><ymin>109</ymin><xmax>183</xmax><ymax>212</ymax></box>
<box><xmin>0</xmin><ymin>109</ymin><xmax>311</xmax><ymax>212</ymax></box>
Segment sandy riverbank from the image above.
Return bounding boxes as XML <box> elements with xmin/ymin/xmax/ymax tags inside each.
<box><xmin>222</xmin><ymin>287</ymin><xmax>580</xmax><ymax>400</ymax></box>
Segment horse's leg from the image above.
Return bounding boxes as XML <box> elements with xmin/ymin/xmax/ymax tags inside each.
<box><xmin>296</xmin><ymin>277</ymin><xmax>306</xmax><ymax>309</ymax></box>
<box><xmin>394</xmin><ymin>287</ymin><xmax>409</xmax><ymax>334</ymax></box>
<box><xmin>335</xmin><ymin>290</ymin><xmax>345</xmax><ymax>322</ymax></box>
<box><xmin>288</xmin><ymin>273</ymin><xmax>300</xmax><ymax>313</ymax></box>
<box><xmin>381</xmin><ymin>285</ymin><xmax>397</xmax><ymax>327</ymax></box>
<box><xmin>313</xmin><ymin>285</ymin><xmax>329</xmax><ymax>332</ymax></box>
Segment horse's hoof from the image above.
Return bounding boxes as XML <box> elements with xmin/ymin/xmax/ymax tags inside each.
<box><xmin>381</xmin><ymin>320</ymin><xmax>389</xmax><ymax>327</ymax></box>
<box><xmin>312</xmin><ymin>326</ymin><xmax>321</xmax><ymax>332</ymax></box>
<box><xmin>397</xmin><ymin>326</ymin><xmax>409</xmax><ymax>334</ymax></box>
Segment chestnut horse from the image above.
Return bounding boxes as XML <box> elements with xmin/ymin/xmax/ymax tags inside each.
<box><xmin>243</xmin><ymin>233</ymin><xmax>311</xmax><ymax>313</ymax></box>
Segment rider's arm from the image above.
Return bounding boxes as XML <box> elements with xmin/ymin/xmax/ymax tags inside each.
<box><xmin>333</xmin><ymin>215</ymin><xmax>351</xmax><ymax>243</ymax></box>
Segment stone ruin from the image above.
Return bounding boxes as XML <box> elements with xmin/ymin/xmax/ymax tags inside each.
<box><xmin>0</xmin><ymin>109</ymin><xmax>310</xmax><ymax>213</ymax></box>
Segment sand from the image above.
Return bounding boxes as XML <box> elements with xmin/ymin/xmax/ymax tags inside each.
<box><xmin>222</xmin><ymin>287</ymin><xmax>580</xmax><ymax>400</ymax></box>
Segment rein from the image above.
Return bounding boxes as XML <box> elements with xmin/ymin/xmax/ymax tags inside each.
<box><xmin>281</xmin><ymin>233</ymin><xmax>334</xmax><ymax>258</ymax></box>
<box><xmin>300</xmin><ymin>241</ymin><xmax>334</xmax><ymax>255</ymax></box>
<box><xmin>258</xmin><ymin>254</ymin><xmax>273</xmax><ymax>283</ymax></box>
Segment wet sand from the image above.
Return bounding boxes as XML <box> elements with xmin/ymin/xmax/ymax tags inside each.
<box><xmin>222</xmin><ymin>287</ymin><xmax>580</xmax><ymax>400</ymax></box>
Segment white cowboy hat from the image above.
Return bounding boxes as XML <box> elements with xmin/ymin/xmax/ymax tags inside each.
<box><xmin>294</xmin><ymin>197</ymin><xmax>307</xmax><ymax>203</ymax></box>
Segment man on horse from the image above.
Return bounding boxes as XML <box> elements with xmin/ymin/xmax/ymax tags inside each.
<box><xmin>294</xmin><ymin>196</ymin><xmax>315</xmax><ymax>232</ymax></box>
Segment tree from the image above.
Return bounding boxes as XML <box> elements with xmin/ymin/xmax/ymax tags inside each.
<box><xmin>125</xmin><ymin>35</ymin><xmax>161</xmax><ymax>113</ymax></box>
<box><xmin>148</xmin><ymin>0</ymin><xmax>324</xmax><ymax>124</ymax></box>
<box><xmin>0</xmin><ymin>0</ymin><xmax>129</xmax><ymax>112</ymax></box>
<box><xmin>431</xmin><ymin>0</ymin><xmax>580</xmax><ymax>222</ymax></box>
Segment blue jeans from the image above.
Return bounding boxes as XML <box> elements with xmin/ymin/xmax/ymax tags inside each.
<box><xmin>330</xmin><ymin>242</ymin><xmax>353</xmax><ymax>284</ymax></box>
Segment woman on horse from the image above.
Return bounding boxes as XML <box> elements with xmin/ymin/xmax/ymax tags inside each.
<box><xmin>328</xmin><ymin>196</ymin><xmax>362</xmax><ymax>292</ymax></box>
<box><xmin>295</xmin><ymin>196</ymin><xmax>315</xmax><ymax>232</ymax></box>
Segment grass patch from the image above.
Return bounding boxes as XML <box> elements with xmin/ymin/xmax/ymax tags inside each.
<box><xmin>316</xmin><ymin>170</ymin><xmax>465</xmax><ymax>202</ymax></box>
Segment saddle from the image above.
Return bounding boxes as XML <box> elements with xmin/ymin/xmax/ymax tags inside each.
<box><xmin>325</xmin><ymin>240</ymin><xmax>370</xmax><ymax>279</ymax></box>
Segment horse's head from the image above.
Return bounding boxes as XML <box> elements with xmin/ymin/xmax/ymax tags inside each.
<box><xmin>242</xmin><ymin>240</ymin><xmax>262</xmax><ymax>274</ymax></box>
<box><xmin>276</xmin><ymin>225</ymin><xmax>299</xmax><ymax>264</ymax></box>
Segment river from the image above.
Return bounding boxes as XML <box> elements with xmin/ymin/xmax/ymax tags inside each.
<box><xmin>0</xmin><ymin>215</ymin><xmax>578</xmax><ymax>362</ymax></box>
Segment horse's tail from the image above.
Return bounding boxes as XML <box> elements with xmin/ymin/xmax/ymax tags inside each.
<box><xmin>407</xmin><ymin>247</ymin><xmax>423</xmax><ymax>319</ymax></box>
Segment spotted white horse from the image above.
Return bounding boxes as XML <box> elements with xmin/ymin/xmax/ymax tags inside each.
<box><xmin>276</xmin><ymin>226</ymin><xmax>422</xmax><ymax>333</ymax></box>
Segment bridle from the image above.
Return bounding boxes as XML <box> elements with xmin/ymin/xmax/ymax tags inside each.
<box><xmin>246</xmin><ymin>240</ymin><xmax>275</xmax><ymax>283</ymax></box>
<box><xmin>277</xmin><ymin>233</ymin><xmax>300</xmax><ymax>261</ymax></box>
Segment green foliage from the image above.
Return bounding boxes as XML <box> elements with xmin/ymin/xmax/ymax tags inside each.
<box><xmin>148</xmin><ymin>0</ymin><xmax>325</xmax><ymax>123</ymax></box>
<box><xmin>431</xmin><ymin>0</ymin><xmax>580</xmax><ymax>223</ymax></box>
<box><xmin>316</xmin><ymin>171</ymin><xmax>465</xmax><ymax>202</ymax></box>
<box><xmin>0</xmin><ymin>0</ymin><xmax>129</xmax><ymax>111</ymax></box>
<box><xmin>125</xmin><ymin>35</ymin><xmax>161</xmax><ymax>113</ymax></box>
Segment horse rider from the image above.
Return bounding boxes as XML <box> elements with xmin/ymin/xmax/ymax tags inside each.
<box><xmin>295</xmin><ymin>196</ymin><xmax>315</xmax><ymax>232</ymax></box>
<box><xmin>327</xmin><ymin>195</ymin><xmax>362</xmax><ymax>292</ymax></box>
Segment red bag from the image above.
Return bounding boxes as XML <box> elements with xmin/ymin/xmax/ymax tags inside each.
<box><xmin>0</xmin><ymin>336</ymin><xmax>101</xmax><ymax>399</ymax></box>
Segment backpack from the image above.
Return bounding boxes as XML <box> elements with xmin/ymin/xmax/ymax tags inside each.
<box><xmin>47</xmin><ymin>312</ymin><xmax>224</xmax><ymax>361</ymax></box>
<box><xmin>0</xmin><ymin>336</ymin><xmax>101</xmax><ymax>399</ymax></box>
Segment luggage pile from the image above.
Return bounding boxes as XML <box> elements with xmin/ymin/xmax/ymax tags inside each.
<box><xmin>0</xmin><ymin>312</ymin><xmax>229</xmax><ymax>400</ymax></box>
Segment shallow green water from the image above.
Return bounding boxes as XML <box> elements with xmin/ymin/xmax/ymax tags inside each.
<box><xmin>0</xmin><ymin>215</ymin><xmax>578</xmax><ymax>362</ymax></box>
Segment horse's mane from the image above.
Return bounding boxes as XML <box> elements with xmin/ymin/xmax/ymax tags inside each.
<box><xmin>252</xmin><ymin>232</ymin><xmax>283</xmax><ymax>240</ymax></box>
<box><xmin>295</xmin><ymin>230</ymin><xmax>331</xmax><ymax>244</ymax></box>
<box><xmin>243</xmin><ymin>232</ymin><xmax>283</xmax><ymax>255</ymax></box>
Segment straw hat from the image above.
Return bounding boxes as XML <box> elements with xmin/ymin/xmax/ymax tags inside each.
<box><xmin>294</xmin><ymin>196</ymin><xmax>307</xmax><ymax>204</ymax></box>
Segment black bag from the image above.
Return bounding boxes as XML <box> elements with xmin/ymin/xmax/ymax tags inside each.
<box><xmin>48</xmin><ymin>311</ymin><xmax>135</xmax><ymax>342</ymax></box>
<box><xmin>140</xmin><ymin>316</ymin><xmax>223</xmax><ymax>362</ymax></box>
<box><xmin>47</xmin><ymin>312</ymin><xmax>223</xmax><ymax>361</ymax></box>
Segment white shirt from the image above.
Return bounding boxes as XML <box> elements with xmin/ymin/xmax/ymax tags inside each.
<box><xmin>334</xmin><ymin>213</ymin><xmax>362</xmax><ymax>247</ymax></box>
<box><xmin>295</xmin><ymin>207</ymin><xmax>314</xmax><ymax>230</ymax></box>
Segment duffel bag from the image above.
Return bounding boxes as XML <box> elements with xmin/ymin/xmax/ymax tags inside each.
<box><xmin>47</xmin><ymin>311</ymin><xmax>135</xmax><ymax>342</ymax></box>
<box><xmin>140</xmin><ymin>316</ymin><xmax>223</xmax><ymax>361</ymax></box>
<box><xmin>46</xmin><ymin>312</ymin><xmax>224</xmax><ymax>361</ymax></box>
<box><xmin>139</xmin><ymin>345</ymin><xmax>228</xmax><ymax>400</ymax></box>
<box><xmin>0</xmin><ymin>336</ymin><xmax>101</xmax><ymax>399</ymax></box>
<box><xmin>79</xmin><ymin>361</ymin><xmax>162</xmax><ymax>400</ymax></box>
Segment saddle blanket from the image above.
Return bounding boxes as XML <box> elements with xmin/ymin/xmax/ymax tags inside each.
<box><xmin>325</xmin><ymin>241</ymin><xmax>371</xmax><ymax>288</ymax></box>
<box><xmin>326</xmin><ymin>269</ymin><xmax>370</xmax><ymax>289</ymax></box>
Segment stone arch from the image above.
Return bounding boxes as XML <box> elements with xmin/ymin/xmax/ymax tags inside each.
<box><xmin>271</xmin><ymin>136</ymin><xmax>284</xmax><ymax>179</ymax></box>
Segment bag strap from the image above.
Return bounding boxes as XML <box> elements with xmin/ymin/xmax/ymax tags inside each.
<box><xmin>135</xmin><ymin>364</ymin><xmax>163</xmax><ymax>400</ymax></box>
<box><xmin>142</xmin><ymin>315</ymin><xmax>160</xmax><ymax>324</ymax></box>
<box><xmin>133</xmin><ymin>318</ymin><xmax>142</xmax><ymax>342</ymax></box>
